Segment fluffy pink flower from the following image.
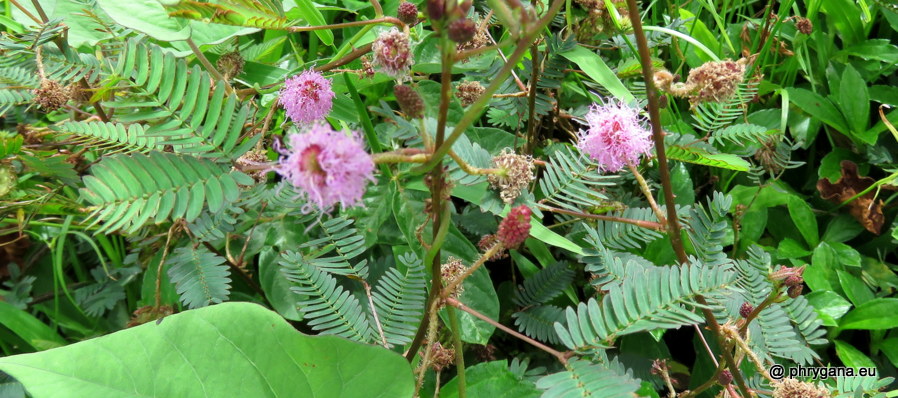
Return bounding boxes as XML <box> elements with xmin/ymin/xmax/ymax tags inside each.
<box><xmin>576</xmin><ymin>99</ymin><xmax>654</xmax><ymax>172</ymax></box>
<box><xmin>279</xmin><ymin>70</ymin><xmax>335</xmax><ymax>123</ymax></box>
<box><xmin>372</xmin><ymin>28</ymin><xmax>414</xmax><ymax>79</ymax></box>
<box><xmin>275</xmin><ymin>124</ymin><xmax>375</xmax><ymax>212</ymax></box>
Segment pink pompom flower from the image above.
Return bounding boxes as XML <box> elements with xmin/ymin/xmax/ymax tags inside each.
<box><xmin>372</xmin><ymin>28</ymin><xmax>414</xmax><ymax>79</ymax></box>
<box><xmin>279</xmin><ymin>70</ymin><xmax>335</xmax><ymax>123</ymax></box>
<box><xmin>576</xmin><ymin>99</ymin><xmax>654</xmax><ymax>172</ymax></box>
<box><xmin>275</xmin><ymin>123</ymin><xmax>375</xmax><ymax>213</ymax></box>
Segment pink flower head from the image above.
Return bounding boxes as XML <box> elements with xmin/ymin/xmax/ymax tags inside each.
<box><xmin>275</xmin><ymin>124</ymin><xmax>375</xmax><ymax>212</ymax></box>
<box><xmin>576</xmin><ymin>99</ymin><xmax>654</xmax><ymax>172</ymax></box>
<box><xmin>372</xmin><ymin>28</ymin><xmax>414</xmax><ymax>79</ymax></box>
<box><xmin>279</xmin><ymin>70</ymin><xmax>335</xmax><ymax>123</ymax></box>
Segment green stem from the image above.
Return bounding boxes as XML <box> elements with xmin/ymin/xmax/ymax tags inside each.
<box><xmin>447</xmin><ymin>306</ymin><xmax>466</xmax><ymax>398</ymax></box>
<box><xmin>624</xmin><ymin>1</ymin><xmax>753</xmax><ymax>397</ymax></box>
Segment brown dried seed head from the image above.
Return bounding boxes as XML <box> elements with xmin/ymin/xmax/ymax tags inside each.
<box><xmin>772</xmin><ymin>378</ymin><xmax>831</xmax><ymax>398</ymax></box>
<box><xmin>684</xmin><ymin>59</ymin><xmax>747</xmax><ymax>104</ymax></box>
<box><xmin>429</xmin><ymin>342</ymin><xmax>456</xmax><ymax>372</ymax></box>
<box><xmin>456</xmin><ymin>80</ymin><xmax>485</xmax><ymax>107</ymax></box>
<box><xmin>487</xmin><ymin>149</ymin><xmax>535</xmax><ymax>204</ymax></box>
<box><xmin>795</xmin><ymin>17</ymin><xmax>813</xmax><ymax>34</ymax></box>
<box><xmin>33</xmin><ymin>80</ymin><xmax>70</xmax><ymax>112</ymax></box>
<box><xmin>217</xmin><ymin>51</ymin><xmax>245</xmax><ymax>80</ymax></box>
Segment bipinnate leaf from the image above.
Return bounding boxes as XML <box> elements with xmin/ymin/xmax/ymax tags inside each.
<box><xmin>0</xmin><ymin>302</ymin><xmax>414</xmax><ymax>398</ymax></box>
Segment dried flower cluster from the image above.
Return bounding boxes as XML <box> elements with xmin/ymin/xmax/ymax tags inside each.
<box><xmin>456</xmin><ymin>80</ymin><xmax>485</xmax><ymax>107</ymax></box>
<box><xmin>429</xmin><ymin>342</ymin><xmax>456</xmax><ymax>372</ymax></box>
<box><xmin>372</xmin><ymin>28</ymin><xmax>414</xmax><ymax>80</ymax></box>
<box><xmin>576</xmin><ymin>99</ymin><xmax>654</xmax><ymax>172</ymax></box>
<box><xmin>279</xmin><ymin>70</ymin><xmax>335</xmax><ymax>124</ymax></box>
<box><xmin>661</xmin><ymin>59</ymin><xmax>748</xmax><ymax>105</ymax></box>
<box><xmin>497</xmin><ymin>205</ymin><xmax>532</xmax><ymax>249</ymax></box>
<box><xmin>772</xmin><ymin>378</ymin><xmax>831</xmax><ymax>398</ymax></box>
<box><xmin>33</xmin><ymin>79</ymin><xmax>70</xmax><ymax>112</ymax></box>
<box><xmin>441</xmin><ymin>257</ymin><xmax>467</xmax><ymax>296</ymax></box>
<box><xmin>275</xmin><ymin>124</ymin><xmax>375</xmax><ymax>213</ymax></box>
<box><xmin>456</xmin><ymin>16</ymin><xmax>491</xmax><ymax>52</ymax></box>
<box><xmin>487</xmin><ymin>149</ymin><xmax>535</xmax><ymax>204</ymax></box>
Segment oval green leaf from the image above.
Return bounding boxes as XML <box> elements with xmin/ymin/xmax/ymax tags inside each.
<box><xmin>0</xmin><ymin>302</ymin><xmax>414</xmax><ymax>398</ymax></box>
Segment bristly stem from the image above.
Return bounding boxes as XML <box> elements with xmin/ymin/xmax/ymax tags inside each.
<box><xmin>286</xmin><ymin>17</ymin><xmax>404</xmax><ymax>32</ymax></box>
<box><xmin>407</xmin><ymin>23</ymin><xmax>458</xmax><ymax>363</ymax></box>
<box><xmin>538</xmin><ymin>204</ymin><xmax>665</xmax><ymax>231</ymax></box>
<box><xmin>446</xmin><ymin>306</ymin><xmax>466</xmax><ymax>398</ymax></box>
<box><xmin>627</xmin><ymin>163</ymin><xmax>667</xmax><ymax>226</ymax></box>
<box><xmin>524</xmin><ymin>42</ymin><xmax>541</xmax><ymax>155</ymax></box>
<box><xmin>187</xmin><ymin>38</ymin><xmax>233</xmax><ymax>93</ymax></box>
<box><xmin>446</xmin><ymin>297</ymin><xmax>569</xmax><ymax>364</ymax></box>
<box><xmin>623</xmin><ymin>0</ymin><xmax>753</xmax><ymax>396</ymax></box>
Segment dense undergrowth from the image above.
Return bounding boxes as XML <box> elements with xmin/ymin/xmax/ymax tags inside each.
<box><xmin>0</xmin><ymin>0</ymin><xmax>897</xmax><ymax>397</ymax></box>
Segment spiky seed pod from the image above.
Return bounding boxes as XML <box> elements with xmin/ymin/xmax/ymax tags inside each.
<box><xmin>397</xmin><ymin>1</ymin><xmax>419</xmax><ymax>25</ymax></box>
<box><xmin>217</xmin><ymin>51</ymin><xmax>245</xmax><ymax>80</ymax></box>
<box><xmin>754</xmin><ymin>137</ymin><xmax>785</xmax><ymax>175</ymax></box>
<box><xmin>448</xmin><ymin>18</ymin><xmax>476</xmax><ymax>43</ymax></box>
<box><xmin>795</xmin><ymin>17</ymin><xmax>813</xmax><ymax>34</ymax></box>
<box><xmin>487</xmin><ymin>149</ymin><xmax>535</xmax><ymax>204</ymax></box>
<box><xmin>456</xmin><ymin>80</ymin><xmax>485</xmax><ymax>107</ymax></box>
<box><xmin>497</xmin><ymin>205</ymin><xmax>532</xmax><ymax>249</ymax></box>
<box><xmin>429</xmin><ymin>342</ymin><xmax>456</xmax><ymax>372</ymax></box>
<box><xmin>684</xmin><ymin>59</ymin><xmax>747</xmax><ymax>104</ymax></box>
<box><xmin>739</xmin><ymin>302</ymin><xmax>754</xmax><ymax>318</ymax></box>
<box><xmin>772</xmin><ymin>378</ymin><xmax>831</xmax><ymax>398</ymax></box>
<box><xmin>33</xmin><ymin>79</ymin><xmax>70</xmax><ymax>112</ymax></box>
<box><xmin>788</xmin><ymin>284</ymin><xmax>804</xmax><ymax>299</ymax></box>
<box><xmin>393</xmin><ymin>84</ymin><xmax>424</xmax><ymax>118</ymax></box>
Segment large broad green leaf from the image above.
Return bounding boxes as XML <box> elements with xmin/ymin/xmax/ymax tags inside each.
<box><xmin>559</xmin><ymin>45</ymin><xmax>634</xmax><ymax>102</ymax></box>
<box><xmin>97</xmin><ymin>0</ymin><xmax>257</xmax><ymax>46</ymax></box>
<box><xmin>786</xmin><ymin>87</ymin><xmax>850</xmax><ymax>133</ymax></box>
<box><xmin>0</xmin><ymin>302</ymin><xmax>414</xmax><ymax>398</ymax></box>
<box><xmin>440</xmin><ymin>361</ymin><xmax>541</xmax><ymax>398</ymax></box>
<box><xmin>838</xmin><ymin>64</ymin><xmax>873</xmax><ymax>143</ymax></box>
<box><xmin>96</xmin><ymin>0</ymin><xmax>191</xmax><ymax>41</ymax></box>
<box><xmin>840</xmin><ymin>298</ymin><xmax>898</xmax><ymax>330</ymax></box>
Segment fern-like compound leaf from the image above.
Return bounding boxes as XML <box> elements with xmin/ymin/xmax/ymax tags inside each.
<box><xmin>512</xmin><ymin>305</ymin><xmax>565</xmax><ymax>344</ymax></box>
<box><xmin>538</xmin><ymin>145</ymin><xmax>616</xmax><ymax>211</ymax></box>
<box><xmin>371</xmin><ymin>252</ymin><xmax>426</xmax><ymax>347</ymax></box>
<box><xmin>513</xmin><ymin>262</ymin><xmax>574</xmax><ymax>307</ymax></box>
<box><xmin>80</xmin><ymin>152</ymin><xmax>253</xmax><ymax>234</ymax></box>
<box><xmin>536</xmin><ymin>359</ymin><xmax>641</xmax><ymax>398</ymax></box>
<box><xmin>166</xmin><ymin>245</ymin><xmax>232</xmax><ymax>309</ymax></box>
<box><xmin>555</xmin><ymin>259</ymin><xmax>736</xmax><ymax>351</ymax></box>
<box><xmin>280</xmin><ymin>251</ymin><xmax>374</xmax><ymax>342</ymax></box>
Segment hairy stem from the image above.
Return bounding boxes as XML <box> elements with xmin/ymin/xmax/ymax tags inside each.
<box><xmin>538</xmin><ymin>204</ymin><xmax>665</xmax><ymax>231</ymax></box>
<box><xmin>446</xmin><ymin>297</ymin><xmax>568</xmax><ymax>364</ymax></box>
<box><xmin>154</xmin><ymin>223</ymin><xmax>179</xmax><ymax>309</ymax></box>
<box><xmin>627</xmin><ymin>163</ymin><xmax>667</xmax><ymax>226</ymax></box>
<box><xmin>447</xmin><ymin>306</ymin><xmax>466</xmax><ymax>398</ymax></box>
<box><xmin>524</xmin><ymin>42</ymin><xmax>541</xmax><ymax>154</ymax></box>
<box><xmin>287</xmin><ymin>17</ymin><xmax>404</xmax><ymax>32</ymax></box>
<box><xmin>624</xmin><ymin>0</ymin><xmax>753</xmax><ymax>396</ymax></box>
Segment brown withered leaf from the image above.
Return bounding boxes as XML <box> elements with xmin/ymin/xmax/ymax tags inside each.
<box><xmin>817</xmin><ymin>160</ymin><xmax>892</xmax><ymax>234</ymax></box>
